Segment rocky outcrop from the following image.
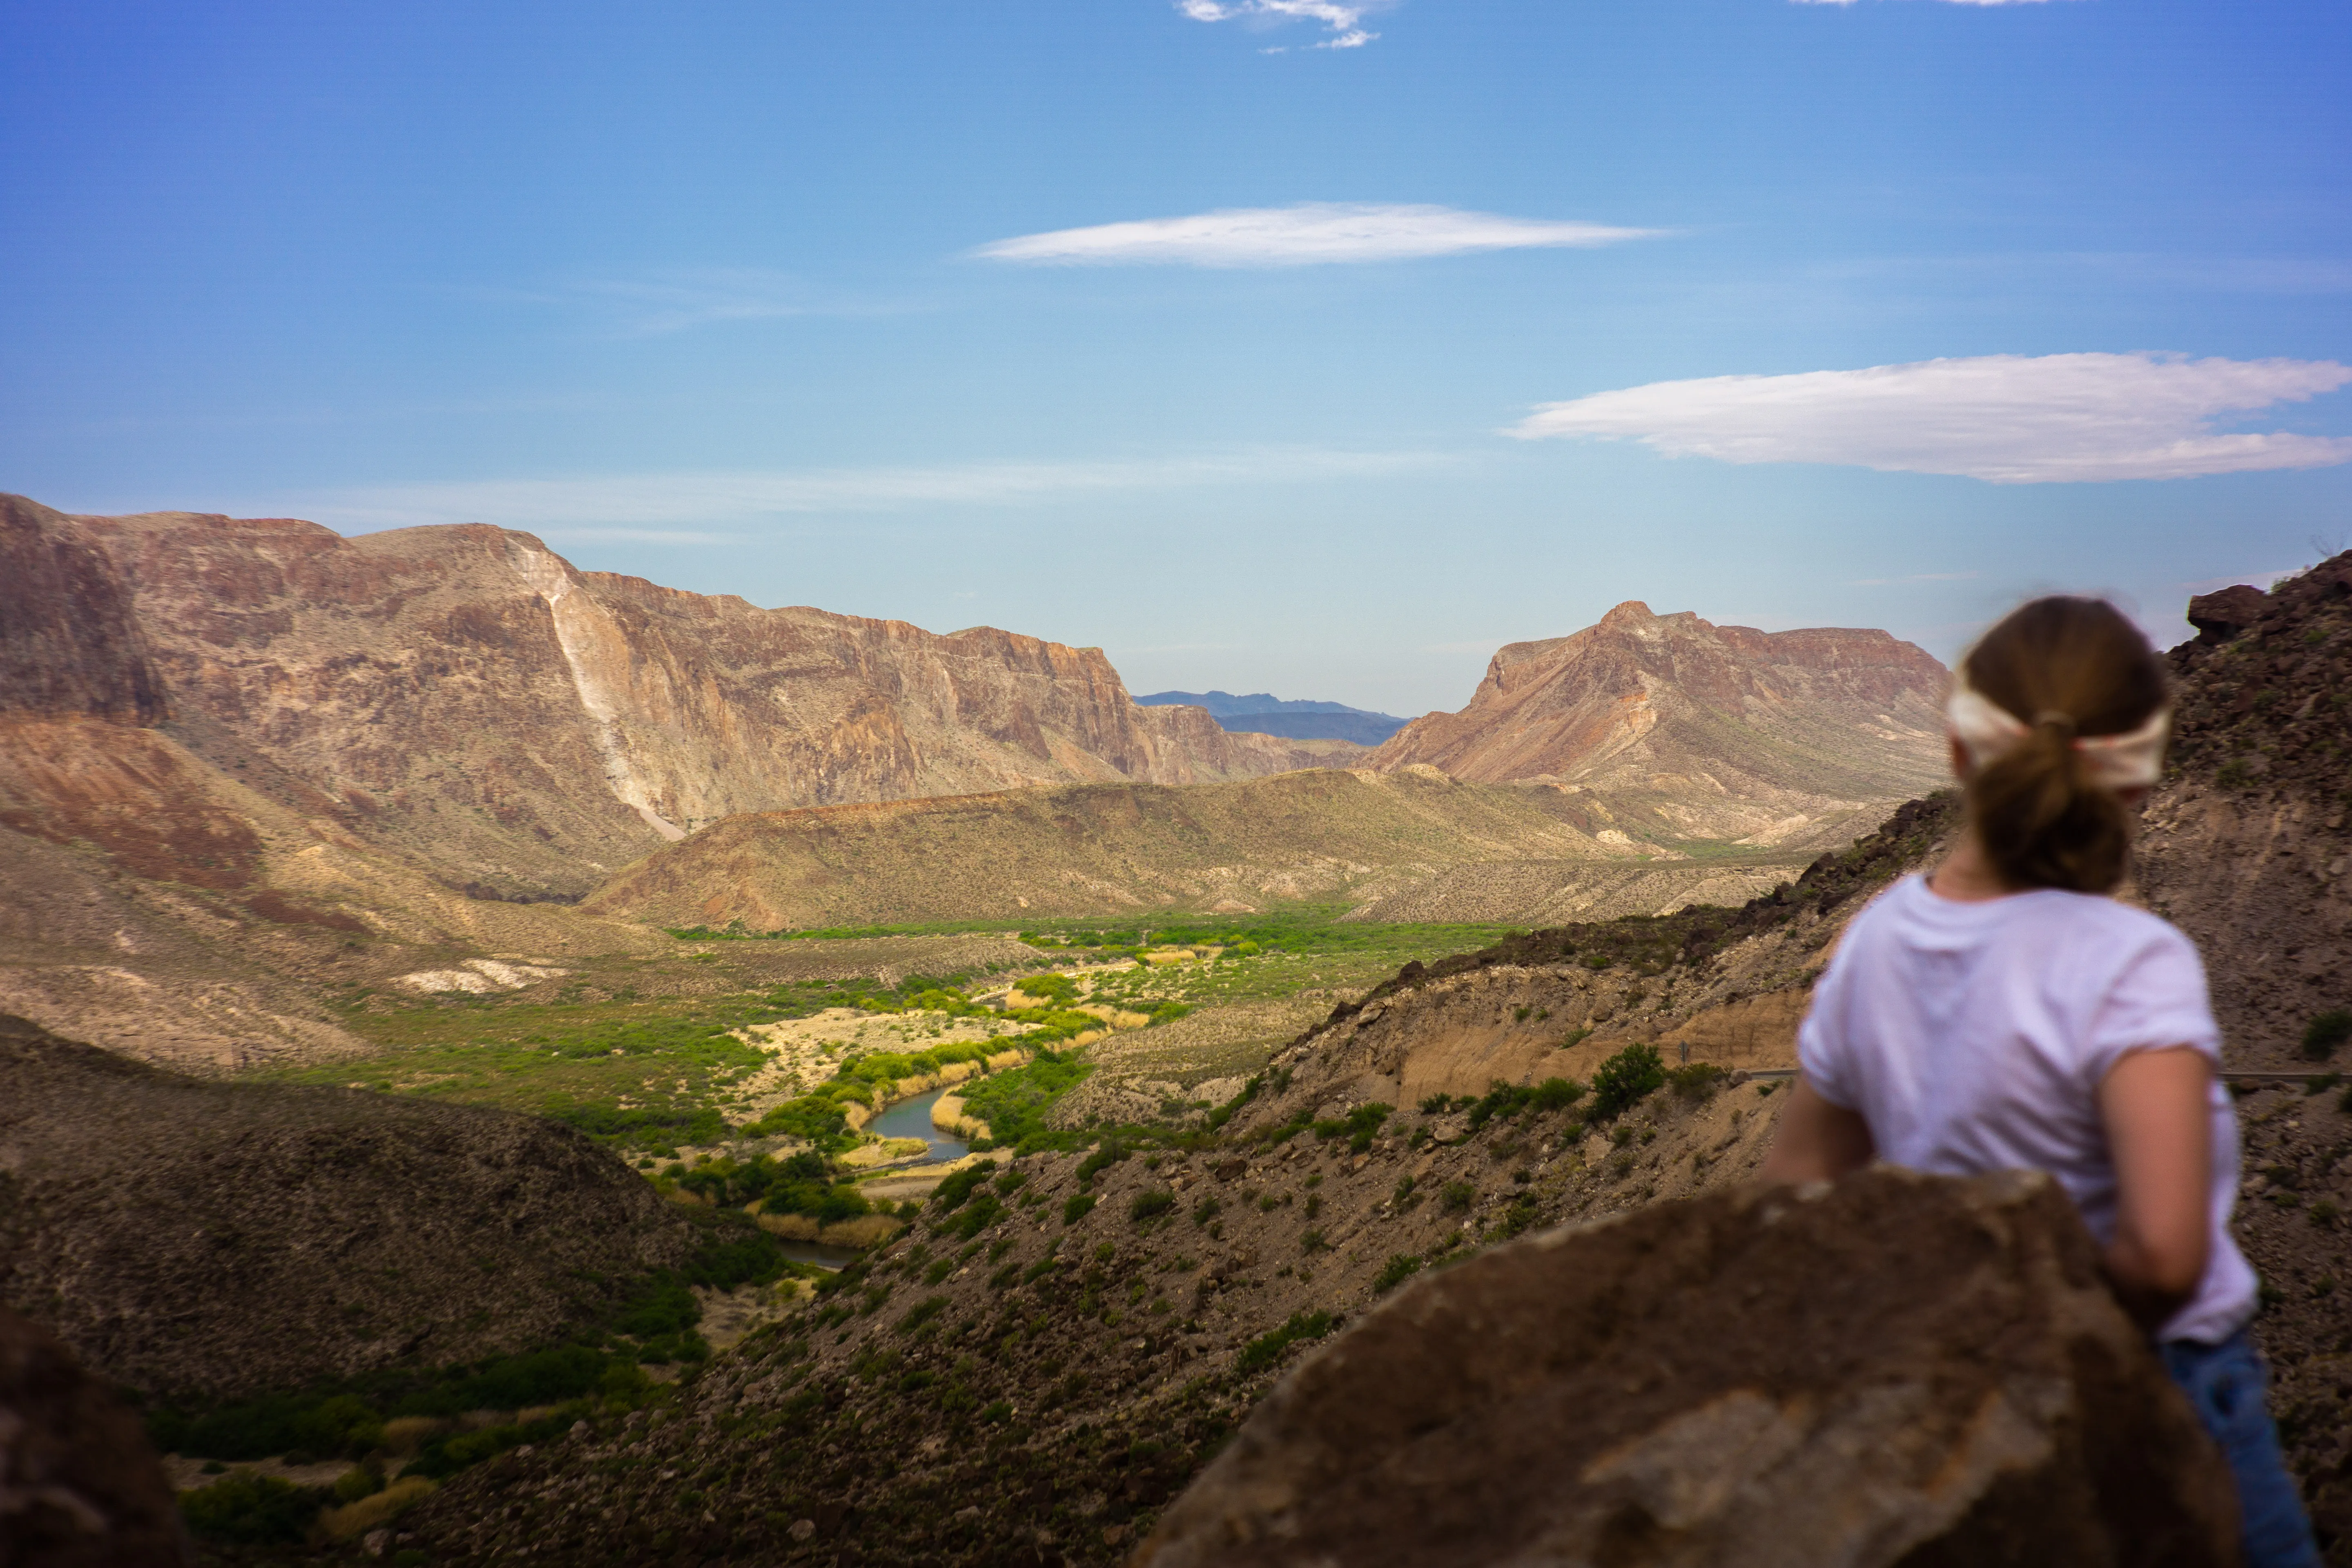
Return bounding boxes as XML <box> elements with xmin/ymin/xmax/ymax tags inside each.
<box><xmin>2137</xmin><ymin>553</ymin><xmax>2352</xmax><ymax>1069</ymax></box>
<box><xmin>4</xmin><ymin>495</ymin><xmax>1337</xmax><ymax>901</ymax></box>
<box><xmin>0</xmin><ymin>1013</ymin><xmax>700</xmax><ymax>1398</ymax></box>
<box><xmin>1373</xmin><ymin>600</ymin><xmax>1949</xmax><ymax>848</ymax></box>
<box><xmin>0</xmin><ymin>1303</ymin><xmax>190</xmax><ymax>1568</ymax></box>
<box><xmin>1140</xmin><ymin>1169</ymin><xmax>2237</xmax><ymax>1568</ymax></box>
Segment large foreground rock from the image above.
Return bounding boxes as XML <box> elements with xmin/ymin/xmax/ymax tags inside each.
<box><xmin>0</xmin><ymin>1303</ymin><xmax>189</xmax><ymax>1567</ymax></box>
<box><xmin>1139</xmin><ymin>1168</ymin><xmax>2238</xmax><ymax>1568</ymax></box>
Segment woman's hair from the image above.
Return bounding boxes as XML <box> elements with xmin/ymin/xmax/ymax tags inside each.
<box><xmin>1960</xmin><ymin>596</ymin><xmax>2170</xmax><ymax>893</ymax></box>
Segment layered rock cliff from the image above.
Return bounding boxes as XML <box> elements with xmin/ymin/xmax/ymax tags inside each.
<box><xmin>1372</xmin><ymin>600</ymin><xmax>1950</xmax><ymax>847</ymax></box>
<box><xmin>13</xmin><ymin>496</ymin><xmax>1337</xmax><ymax>899</ymax></box>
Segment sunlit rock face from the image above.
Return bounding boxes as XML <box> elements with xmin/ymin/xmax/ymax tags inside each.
<box><xmin>1371</xmin><ymin>600</ymin><xmax>1951</xmax><ymax>849</ymax></box>
<box><xmin>1</xmin><ymin>494</ymin><xmax>1338</xmax><ymax>901</ymax></box>
<box><xmin>1138</xmin><ymin>1167</ymin><xmax>2238</xmax><ymax>1568</ymax></box>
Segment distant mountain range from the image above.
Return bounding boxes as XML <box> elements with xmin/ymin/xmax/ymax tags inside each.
<box><xmin>1136</xmin><ymin>689</ymin><xmax>1409</xmax><ymax>746</ymax></box>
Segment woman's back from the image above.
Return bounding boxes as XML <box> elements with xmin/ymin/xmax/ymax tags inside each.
<box><xmin>1799</xmin><ymin>872</ymin><xmax>2256</xmax><ymax>1344</ymax></box>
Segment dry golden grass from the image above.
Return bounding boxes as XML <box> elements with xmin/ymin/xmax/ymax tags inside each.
<box><xmin>379</xmin><ymin>1416</ymin><xmax>445</xmax><ymax>1456</ymax></box>
<box><xmin>319</xmin><ymin>1476</ymin><xmax>436</xmax><ymax>1540</ymax></box>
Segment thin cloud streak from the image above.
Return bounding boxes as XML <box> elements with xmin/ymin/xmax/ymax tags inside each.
<box><xmin>1509</xmin><ymin>352</ymin><xmax>2352</xmax><ymax>484</ymax></box>
<box><xmin>290</xmin><ymin>448</ymin><xmax>1459</xmax><ymax>533</ymax></box>
<box><xmin>976</xmin><ymin>203</ymin><xmax>1657</xmax><ymax>268</ymax></box>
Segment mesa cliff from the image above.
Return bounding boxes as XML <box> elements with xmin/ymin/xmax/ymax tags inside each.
<box><xmin>1373</xmin><ymin>600</ymin><xmax>1949</xmax><ymax>848</ymax></box>
<box><xmin>4</xmin><ymin>495</ymin><xmax>1339</xmax><ymax>901</ymax></box>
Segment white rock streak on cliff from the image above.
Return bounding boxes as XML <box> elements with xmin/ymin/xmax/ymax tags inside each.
<box><xmin>506</xmin><ymin>542</ymin><xmax>687</xmax><ymax>843</ymax></box>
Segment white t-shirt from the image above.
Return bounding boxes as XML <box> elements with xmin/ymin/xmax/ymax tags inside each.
<box><xmin>1798</xmin><ymin>873</ymin><xmax>2257</xmax><ymax>1345</ymax></box>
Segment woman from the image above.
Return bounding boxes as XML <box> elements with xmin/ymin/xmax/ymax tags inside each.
<box><xmin>1760</xmin><ymin>595</ymin><xmax>2317</xmax><ymax>1567</ymax></box>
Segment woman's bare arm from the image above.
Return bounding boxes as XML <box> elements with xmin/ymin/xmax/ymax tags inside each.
<box><xmin>1758</xmin><ymin>1079</ymin><xmax>1876</xmax><ymax>1185</ymax></box>
<box><xmin>2098</xmin><ymin>1047</ymin><xmax>2213</xmax><ymax>1330</ymax></box>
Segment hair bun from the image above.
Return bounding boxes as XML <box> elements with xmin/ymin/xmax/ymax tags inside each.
<box><xmin>2031</xmin><ymin>709</ymin><xmax>2076</xmax><ymax>737</ymax></box>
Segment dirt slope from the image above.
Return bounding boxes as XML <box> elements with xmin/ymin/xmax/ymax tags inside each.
<box><xmin>582</xmin><ymin>765</ymin><xmax>1822</xmax><ymax>929</ymax></box>
<box><xmin>0</xmin><ymin>1013</ymin><xmax>702</xmax><ymax>1399</ymax></box>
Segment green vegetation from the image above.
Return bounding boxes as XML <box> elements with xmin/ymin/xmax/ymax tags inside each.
<box><xmin>2303</xmin><ymin>1009</ymin><xmax>2352</xmax><ymax>1062</ymax></box>
<box><xmin>1588</xmin><ymin>1044</ymin><xmax>1668</xmax><ymax>1122</ymax></box>
<box><xmin>960</xmin><ymin>1049</ymin><xmax>1095</xmax><ymax>1151</ymax></box>
<box><xmin>256</xmin><ymin>972</ymin><xmax>1012</xmax><ymax>1154</ymax></box>
<box><xmin>1236</xmin><ymin>1310</ymin><xmax>1335</xmax><ymax>1374</ymax></box>
<box><xmin>149</xmin><ymin>1212</ymin><xmax>798</xmax><ymax>1477</ymax></box>
<box><xmin>1372</xmin><ymin>1253</ymin><xmax>1424</xmax><ymax>1294</ymax></box>
<box><xmin>670</xmin><ymin>1149</ymin><xmax>874</xmax><ymax>1223</ymax></box>
<box><xmin>179</xmin><ymin>1471</ymin><xmax>329</xmax><ymax>1544</ymax></box>
<box><xmin>1310</xmin><ymin>1101</ymin><xmax>1393</xmax><ymax>1153</ymax></box>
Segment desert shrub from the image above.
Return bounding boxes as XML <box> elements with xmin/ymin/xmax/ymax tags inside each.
<box><xmin>1440</xmin><ymin>1180</ymin><xmax>1476</xmax><ymax>1213</ymax></box>
<box><xmin>1311</xmin><ymin>1102</ymin><xmax>1392</xmax><ymax>1152</ymax></box>
<box><xmin>939</xmin><ymin>1195</ymin><xmax>1003</xmax><ymax>1242</ymax></box>
<box><xmin>1236</xmin><ymin>1310</ymin><xmax>1335</xmax><ymax>1375</ymax></box>
<box><xmin>896</xmin><ymin>1295</ymin><xmax>951</xmax><ymax>1337</ymax></box>
<box><xmin>1667</xmin><ymin>1062</ymin><xmax>1728</xmax><ymax>1099</ymax></box>
<box><xmin>929</xmin><ymin>1166</ymin><xmax>992</xmax><ymax>1213</ymax></box>
<box><xmin>1015</xmin><ymin>972</ymin><xmax>1079</xmax><ymax>1004</ymax></box>
<box><xmin>1373</xmin><ymin>1254</ymin><xmax>1424</xmax><ymax>1294</ymax></box>
<box><xmin>1077</xmin><ymin>1143</ymin><xmax>1130</xmax><ymax>1187</ymax></box>
<box><xmin>1130</xmin><ymin>1189</ymin><xmax>1176</xmax><ymax>1223</ymax></box>
<box><xmin>1532</xmin><ymin>1076</ymin><xmax>1585</xmax><ymax>1111</ymax></box>
<box><xmin>179</xmin><ymin>1472</ymin><xmax>328</xmax><ymax>1543</ymax></box>
<box><xmin>1301</xmin><ymin>1228</ymin><xmax>1328</xmax><ymax>1253</ymax></box>
<box><xmin>994</xmin><ymin>1168</ymin><xmax>1028</xmax><ymax>1196</ymax></box>
<box><xmin>1588</xmin><ymin>1044</ymin><xmax>1666</xmax><ymax>1122</ymax></box>
<box><xmin>1191</xmin><ymin>1194</ymin><xmax>1222</xmax><ymax>1227</ymax></box>
<box><xmin>2303</xmin><ymin>1009</ymin><xmax>2352</xmax><ymax>1062</ymax></box>
<box><xmin>1062</xmin><ymin>1193</ymin><xmax>1098</xmax><ymax>1225</ymax></box>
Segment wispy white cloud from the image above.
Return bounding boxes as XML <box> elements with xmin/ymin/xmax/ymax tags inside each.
<box><xmin>469</xmin><ymin>269</ymin><xmax>902</xmax><ymax>337</ymax></box>
<box><xmin>976</xmin><ymin>203</ymin><xmax>1656</xmax><ymax>268</ymax></box>
<box><xmin>285</xmin><ymin>448</ymin><xmax>1456</xmax><ymax>534</ymax></box>
<box><xmin>1508</xmin><ymin>352</ymin><xmax>2352</xmax><ymax>484</ymax></box>
<box><xmin>1180</xmin><ymin>0</ymin><xmax>1382</xmax><ymax>49</ymax></box>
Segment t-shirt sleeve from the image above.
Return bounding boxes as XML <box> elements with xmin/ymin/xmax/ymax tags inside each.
<box><xmin>1796</xmin><ymin>946</ymin><xmax>1860</xmax><ymax>1110</ymax></box>
<box><xmin>2082</xmin><ymin>921</ymin><xmax>2223</xmax><ymax>1084</ymax></box>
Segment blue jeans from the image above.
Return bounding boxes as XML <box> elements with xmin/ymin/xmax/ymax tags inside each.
<box><xmin>2161</xmin><ymin>1329</ymin><xmax>2322</xmax><ymax>1568</ymax></box>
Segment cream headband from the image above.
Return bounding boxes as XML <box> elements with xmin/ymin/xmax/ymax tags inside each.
<box><xmin>1945</xmin><ymin>674</ymin><xmax>2171</xmax><ymax>790</ymax></box>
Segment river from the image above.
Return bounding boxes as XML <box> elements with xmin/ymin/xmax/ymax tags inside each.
<box><xmin>866</xmin><ymin>1085</ymin><xmax>969</xmax><ymax>1164</ymax></box>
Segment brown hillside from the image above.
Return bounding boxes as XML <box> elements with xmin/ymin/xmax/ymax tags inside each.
<box><xmin>582</xmin><ymin>765</ymin><xmax>1825</xmax><ymax>930</ymax></box>
<box><xmin>0</xmin><ymin>1013</ymin><xmax>702</xmax><ymax>1399</ymax></box>
<box><xmin>1373</xmin><ymin>599</ymin><xmax>1949</xmax><ymax>846</ymax></box>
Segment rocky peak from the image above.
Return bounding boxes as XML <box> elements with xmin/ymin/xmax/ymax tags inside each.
<box><xmin>1373</xmin><ymin>601</ymin><xmax>1949</xmax><ymax>845</ymax></box>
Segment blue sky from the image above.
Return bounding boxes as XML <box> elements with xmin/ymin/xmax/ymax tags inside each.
<box><xmin>4</xmin><ymin>0</ymin><xmax>2347</xmax><ymax>715</ymax></box>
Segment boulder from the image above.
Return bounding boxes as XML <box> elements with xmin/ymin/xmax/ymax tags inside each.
<box><xmin>2187</xmin><ymin>584</ymin><xmax>2270</xmax><ymax>645</ymax></box>
<box><xmin>0</xmin><ymin>1302</ymin><xmax>190</xmax><ymax>1568</ymax></box>
<box><xmin>1137</xmin><ymin>1169</ymin><xmax>2239</xmax><ymax>1568</ymax></box>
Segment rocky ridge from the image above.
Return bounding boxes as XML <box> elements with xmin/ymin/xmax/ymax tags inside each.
<box><xmin>1373</xmin><ymin>599</ymin><xmax>1950</xmax><ymax>847</ymax></box>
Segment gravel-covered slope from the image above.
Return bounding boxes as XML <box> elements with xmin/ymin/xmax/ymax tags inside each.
<box><xmin>0</xmin><ymin>1013</ymin><xmax>702</xmax><ymax>1399</ymax></box>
